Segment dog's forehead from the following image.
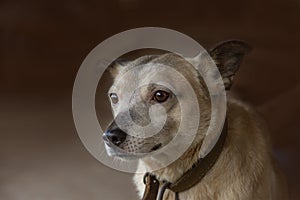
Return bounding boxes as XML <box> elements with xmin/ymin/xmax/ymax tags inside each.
<box><xmin>119</xmin><ymin>65</ymin><xmax>189</xmax><ymax>95</ymax></box>
<box><xmin>112</xmin><ymin>53</ymin><xmax>201</xmax><ymax>95</ymax></box>
<box><xmin>135</xmin><ymin>63</ymin><xmax>170</xmax><ymax>81</ymax></box>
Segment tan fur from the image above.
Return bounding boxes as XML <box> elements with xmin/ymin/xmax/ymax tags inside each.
<box><xmin>106</xmin><ymin>45</ymin><xmax>289</xmax><ymax>199</ymax></box>
<box><xmin>134</xmin><ymin>97</ymin><xmax>288</xmax><ymax>199</ymax></box>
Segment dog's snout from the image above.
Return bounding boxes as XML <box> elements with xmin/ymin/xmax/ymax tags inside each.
<box><xmin>104</xmin><ymin>128</ymin><xmax>127</xmax><ymax>147</ymax></box>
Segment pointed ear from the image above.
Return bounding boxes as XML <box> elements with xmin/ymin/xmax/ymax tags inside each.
<box><xmin>107</xmin><ymin>58</ymin><xmax>130</xmax><ymax>79</ymax></box>
<box><xmin>209</xmin><ymin>40</ymin><xmax>252</xmax><ymax>90</ymax></box>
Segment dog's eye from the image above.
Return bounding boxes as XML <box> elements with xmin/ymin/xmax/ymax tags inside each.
<box><xmin>153</xmin><ymin>90</ymin><xmax>169</xmax><ymax>103</ymax></box>
<box><xmin>110</xmin><ymin>93</ymin><xmax>119</xmax><ymax>104</ymax></box>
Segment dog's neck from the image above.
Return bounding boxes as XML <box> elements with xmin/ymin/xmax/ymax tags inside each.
<box><xmin>140</xmin><ymin>110</ymin><xmax>213</xmax><ymax>184</ymax></box>
<box><xmin>141</xmin><ymin>143</ymin><xmax>202</xmax><ymax>183</ymax></box>
<box><xmin>139</xmin><ymin>120</ymin><xmax>228</xmax><ymax>200</ymax></box>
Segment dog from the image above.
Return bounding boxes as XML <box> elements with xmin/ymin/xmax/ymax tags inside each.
<box><xmin>103</xmin><ymin>40</ymin><xmax>288</xmax><ymax>199</ymax></box>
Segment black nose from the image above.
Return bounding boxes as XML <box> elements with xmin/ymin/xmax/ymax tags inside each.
<box><xmin>104</xmin><ymin>128</ymin><xmax>127</xmax><ymax>146</ymax></box>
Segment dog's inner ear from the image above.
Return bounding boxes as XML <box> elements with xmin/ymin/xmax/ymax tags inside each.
<box><xmin>107</xmin><ymin>58</ymin><xmax>130</xmax><ymax>79</ymax></box>
<box><xmin>209</xmin><ymin>40</ymin><xmax>252</xmax><ymax>90</ymax></box>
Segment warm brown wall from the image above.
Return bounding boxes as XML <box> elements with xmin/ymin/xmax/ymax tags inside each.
<box><xmin>1</xmin><ymin>0</ymin><xmax>299</xmax><ymax>99</ymax></box>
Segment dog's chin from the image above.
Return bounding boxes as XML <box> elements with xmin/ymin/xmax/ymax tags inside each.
<box><xmin>104</xmin><ymin>143</ymin><xmax>163</xmax><ymax>160</ymax></box>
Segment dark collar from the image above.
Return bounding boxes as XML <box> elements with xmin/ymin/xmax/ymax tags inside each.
<box><xmin>142</xmin><ymin>118</ymin><xmax>228</xmax><ymax>200</ymax></box>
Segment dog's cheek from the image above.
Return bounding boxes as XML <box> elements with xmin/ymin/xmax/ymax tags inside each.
<box><xmin>162</xmin><ymin>118</ymin><xmax>180</xmax><ymax>140</ymax></box>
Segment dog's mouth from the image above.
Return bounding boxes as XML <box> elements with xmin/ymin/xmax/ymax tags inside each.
<box><xmin>104</xmin><ymin>140</ymin><xmax>163</xmax><ymax>158</ymax></box>
<box><xmin>150</xmin><ymin>143</ymin><xmax>162</xmax><ymax>152</ymax></box>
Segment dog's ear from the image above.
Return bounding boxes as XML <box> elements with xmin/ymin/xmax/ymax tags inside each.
<box><xmin>107</xmin><ymin>58</ymin><xmax>129</xmax><ymax>79</ymax></box>
<box><xmin>209</xmin><ymin>40</ymin><xmax>252</xmax><ymax>90</ymax></box>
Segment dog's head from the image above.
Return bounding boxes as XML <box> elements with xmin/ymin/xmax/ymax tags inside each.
<box><xmin>103</xmin><ymin>40</ymin><xmax>251</xmax><ymax>158</ymax></box>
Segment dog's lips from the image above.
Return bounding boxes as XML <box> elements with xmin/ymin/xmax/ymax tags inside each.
<box><xmin>103</xmin><ymin>139</ymin><xmax>139</xmax><ymax>158</ymax></box>
<box><xmin>103</xmin><ymin>134</ymin><xmax>163</xmax><ymax>158</ymax></box>
<box><xmin>150</xmin><ymin>143</ymin><xmax>162</xmax><ymax>152</ymax></box>
<box><xmin>103</xmin><ymin>142</ymin><xmax>161</xmax><ymax>159</ymax></box>
<box><xmin>104</xmin><ymin>145</ymin><xmax>144</xmax><ymax>159</ymax></box>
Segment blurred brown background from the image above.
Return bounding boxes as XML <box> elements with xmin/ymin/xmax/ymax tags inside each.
<box><xmin>1</xmin><ymin>0</ymin><xmax>300</xmax><ymax>199</ymax></box>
